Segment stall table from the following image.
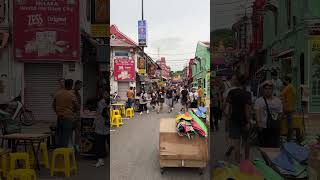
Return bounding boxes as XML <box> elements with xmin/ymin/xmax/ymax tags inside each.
<box><xmin>80</xmin><ymin>112</ymin><xmax>97</xmax><ymax>156</ymax></box>
<box><xmin>159</xmin><ymin>118</ymin><xmax>208</xmax><ymax>174</ymax></box>
<box><xmin>0</xmin><ymin>133</ymin><xmax>50</xmax><ymax>173</ymax></box>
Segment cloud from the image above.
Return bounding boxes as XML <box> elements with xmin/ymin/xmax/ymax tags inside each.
<box><xmin>150</xmin><ymin>37</ymin><xmax>184</xmax><ymax>51</ymax></box>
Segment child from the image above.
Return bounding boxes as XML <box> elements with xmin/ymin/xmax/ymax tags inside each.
<box><xmin>94</xmin><ymin>107</ymin><xmax>110</xmax><ymax>167</ymax></box>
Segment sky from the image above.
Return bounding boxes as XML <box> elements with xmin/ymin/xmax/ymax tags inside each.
<box><xmin>111</xmin><ymin>0</ymin><xmax>210</xmax><ymax>71</ymax></box>
<box><xmin>211</xmin><ymin>0</ymin><xmax>254</xmax><ymax>30</ymax></box>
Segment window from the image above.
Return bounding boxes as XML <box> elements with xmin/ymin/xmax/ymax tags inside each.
<box><xmin>114</xmin><ymin>51</ymin><xmax>129</xmax><ymax>57</ymax></box>
<box><xmin>286</xmin><ymin>0</ymin><xmax>292</xmax><ymax>29</ymax></box>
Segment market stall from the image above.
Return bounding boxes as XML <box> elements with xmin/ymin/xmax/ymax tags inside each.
<box><xmin>159</xmin><ymin>109</ymin><xmax>209</xmax><ymax>175</ymax></box>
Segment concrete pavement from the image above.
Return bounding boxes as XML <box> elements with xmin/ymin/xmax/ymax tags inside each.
<box><xmin>110</xmin><ymin>103</ymin><xmax>210</xmax><ymax>180</ymax></box>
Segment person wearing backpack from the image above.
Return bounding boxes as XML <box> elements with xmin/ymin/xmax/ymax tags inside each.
<box><xmin>254</xmin><ymin>81</ymin><xmax>283</xmax><ymax>148</ymax></box>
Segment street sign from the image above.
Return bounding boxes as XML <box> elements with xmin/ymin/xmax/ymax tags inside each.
<box><xmin>138</xmin><ymin>20</ymin><xmax>147</xmax><ymax>47</ymax></box>
<box><xmin>91</xmin><ymin>24</ymin><xmax>109</xmax><ymax>37</ymax></box>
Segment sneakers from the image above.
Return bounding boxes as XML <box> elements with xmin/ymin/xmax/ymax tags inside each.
<box><xmin>94</xmin><ymin>159</ymin><xmax>105</xmax><ymax>168</ymax></box>
<box><xmin>140</xmin><ymin>112</ymin><xmax>143</xmax><ymax>115</ymax></box>
<box><xmin>147</xmin><ymin>110</ymin><xmax>149</xmax><ymax>114</ymax></box>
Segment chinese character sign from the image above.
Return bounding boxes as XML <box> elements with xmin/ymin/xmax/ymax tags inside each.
<box><xmin>138</xmin><ymin>20</ymin><xmax>147</xmax><ymax>46</ymax></box>
<box><xmin>13</xmin><ymin>0</ymin><xmax>80</xmax><ymax>61</ymax></box>
<box><xmin>114</xmin><ymin>58</ymin><xmax>135</xmax><ymax>81</ymax></box>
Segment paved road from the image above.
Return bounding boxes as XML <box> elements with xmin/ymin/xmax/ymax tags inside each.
<box><xmin>110</xmin><ymin>103</ymin><xmax>210</xmax><ymax>180</ymax></box>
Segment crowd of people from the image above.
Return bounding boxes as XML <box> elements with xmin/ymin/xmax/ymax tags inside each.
<box><xmin>212</xmin><ymin>71</ymin><xmax>304</xmax><ymax>164</ymax></box>
<box><xmin>52</xmin><ymin>78</ymin><xmax>109</xmax><ymax>168</ymax></box>
<box><xmin>125</xmin><ymin>84</ymin><xmax>206</xmax><ymax>115</ymax></box>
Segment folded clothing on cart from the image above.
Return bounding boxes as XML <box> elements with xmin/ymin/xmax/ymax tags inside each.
<box><xmin>175</xmin><ymin>112</ymin><xmax>208</xmax><ymax>139</ymax></box>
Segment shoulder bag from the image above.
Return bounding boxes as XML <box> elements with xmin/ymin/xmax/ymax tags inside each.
<box><xmin>263</xmin><ymin>97</ymin><xmax>280</xmax><ymax>129</ymax></box>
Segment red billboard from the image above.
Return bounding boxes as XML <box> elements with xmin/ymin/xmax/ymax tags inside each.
<box><xmin>114</xmin><ymin>57</ymin><xmax>135</xmax><ymax>81</ymax></box>
<box><xmin>13</xmin><ymin>0</ymin><xmax>80</xmax><ymax>61</ymax></box>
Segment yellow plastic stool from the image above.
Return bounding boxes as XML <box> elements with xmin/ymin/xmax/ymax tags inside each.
<box><xmin>126</xmin><ymin>108</ymin><xmax>134</xmax><ymax>118</ymax></box>
<box><xmin>50</xmin><ymin>148</ymin><xmax>77</xmax><ymax>177</ymax></box>
<box><xmin>0</xmin><ymin>153</ymin><xmax>8</xmax><ymax>178</ymax></box>
<box><xmin>112</xmin><ymin>110</ymin><xmax>121</xmax><ymax>117</ymax></box>
<box><xmin>7</xmin><ymin>169</ymin><xmax>36</xmax><ymax>180</ymax></box>
<box><xmin>120</xmin><ymin>106</ymin><xmax>126</xmax><ymax>116</ymax></box>
<box><xmin>110</xmin><ymin>109</ymin><xmax>113</xmax><ymax>121</ymax></box>
<box><xmin>29</xmin><ymin>143</ymin><xmax>49</xmax><ymax>169</ymax></box>
<box><xmin>111</xmin><ymin>115</ymin><xmax>123</xmax><ymax>128</ymax></box>
<box><xmin>9</xmin><ymin>153</ymin><xmax>30</xmax><ymax>171</ymax></box>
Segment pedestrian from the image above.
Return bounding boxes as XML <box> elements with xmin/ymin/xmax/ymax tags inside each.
<box><xmin>126</xmin><ymin>87</ymin><xmax>135</xmax><ymax>108</ymax></box>
<box><xmin>280</xmin><ymin>76</ymin><xmax>296</xmax><ymax>141</ymax></box>
<box><xmin>97</xmin><ymin>92</ymin><xmax>108</xmax><ymax>114</ymax></box>
<box><xmin>226</xmin><ymin>74</ymin><xmax>252</xmax><ymax>163</ymax></box>
<box><xmin>180</xmin><ymin>85</ymin><xmax>189</xmax><ymax>113</ymax></box>
<box><xmin>139</xmin><ymin>89</ymin><xmax>148</xmax><ymax>115</ymax></box>
<box><xmin>52</xmin><ymin>79</ymin><xmax>79</xmax><ymax>148</ymax></box>
<box><xmin>189</xmin><ymin>87</ymin><xmax>198</xmax><ymax>108</ymax></box>
<box><xmin>157</xmin><ymin>87</ymin><xmax>165</xmax><ymax>113</ymax></box>
<box><xmin>271</xmin><ymin>71</ymin><xmax>283</xmax><ymax>97</ymax></box>
<box><xmin>176</xmin><ymin>85</ymin><xmax>181</xmax><ymax>103</ymax></box>
<box><xmin>150</xmin><ymin>90</ymin><xmax>157</xmax><ymax>111</ymax></box>
<box><xmin>73</xmin><ymin>80</ymin><xmax>82</xmax><ymax>154</ymax></box>
<box><xmin>166</xmin><ymin>86</ymin><xmax>174</xmax><ymax>113</ymax></box>
<box><xmin>94</xmin><ymin>107</ymin><xmax>110</xmax><ymax>168</ymax></box>
<box><xmin>51</xmin><ymin>78</ymin><xmax>65</xmax><ymax>98</ymax></box>
<box><xmin>255</xmin><ymin>80</ymin><xmax>283</xmax><ymax>148</ymax></box>
<box><xmin>212</xmin><ymin>85</ymin><xmax>220</xmax><ymax>131</ymax></box>
<box><xmin>197</xmin><ymin>85</ymin><xmax>203</xmax><ymax>107</ymax></box>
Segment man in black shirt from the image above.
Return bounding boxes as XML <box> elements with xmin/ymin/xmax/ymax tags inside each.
<box><xmin>180</xmin><ymin>85</ymin><xmax>189</xmax><ymax>112</ymax></box>
<box><xmin>226</xmin><ymin>74</ymin><xmax>252</xmax><ymax>163</ymax></box>
<box><xmin>166</xmin><ymin>86</ymin><xmax>174</xmax><ymax>113</ymax></box>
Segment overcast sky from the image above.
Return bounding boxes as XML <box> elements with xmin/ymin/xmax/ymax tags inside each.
<box><xmin>211</xmin><ymin>0</ymin><xmax>254</xmax><ymax>30</ymax></box>
<box><xmin>111</xmin><ymin>0</ymin><xmax>210</xmax><ymax>71</ymax></box>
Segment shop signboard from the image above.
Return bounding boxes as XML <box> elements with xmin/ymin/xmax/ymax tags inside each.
<box><xmin>91</xmin><ymin>24</ymin><xmax>109</xmax><ymax>37</ymax></box>
<box><xmin>138</xmin><ymin>57</ymin><xmax>146</xmax><ymax>75</ymax></box>
<box><xmin>114</xmin><ymin>57</ymin><xmax>135</xmax><ymax>81</ymax></box>
<box><xmin>138</xmin><ymin>20</ymin><xmax>147</xmax><ymax>46</ymax></box>
<box><xmin>309</xmin><ymin>36</ymin><xmax>320</xmax><ymax>113</ymax></box>
<box><xmin>13</xmin><ymin>0</ymin><xmax>80</xmax><ymax>61</ymax></box>
<box><xmin>94</xmin><ymin>0</ymin><xmax>108</xmax><ymax>23</ymax></box>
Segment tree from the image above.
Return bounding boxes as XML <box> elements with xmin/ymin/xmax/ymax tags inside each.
<box><xmin>211</xmin><ymin>29</ymin><xmax>235</xmax><ymax>48</ymax></box>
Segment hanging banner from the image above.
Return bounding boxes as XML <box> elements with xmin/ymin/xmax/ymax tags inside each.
<box><xmin>13</xmin><ymin>0</ymin><xmax>80</xmax><ymax>61</ymax></box>
<box><xmin>114</xmin><ymin>57</ymin><xmax>135</xmax><ymax>81</ymax></box>
<box><xmin>309</xmin><ymin>36</ymin><xmax>320</xmax><ymax>113</ymax></box>
<box><xmin>138</xmin><ymin>20</ymin><xmax>147</xmax><ymax>47</ymax></box>
<box><xmin>138</xmin><ymin>57</ymin><xmax>146</xmax><ymax>75</ymax></box>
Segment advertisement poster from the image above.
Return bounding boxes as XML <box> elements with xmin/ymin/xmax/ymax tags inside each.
<box><xmin>114</xmin><ymin>58</ymin><xmax>135</xmax><ymax>81</ymax></box>
<box><xmin>138</xmin><ymin>57</ymin><xmax>146</xmax><ymax>74</ymax></box>
<box><xmin>309</xmin><ymin>36</ymin><xmax>320</xmax><ymax>112</ymax></box>
<box><xmin>13</xmin><ymin>0</ymin><xmax>80</xmax><ymax>61</ymax></box>
<box><xmin>138</xmin><ymin>20</ymin><xmax>147</xmax><ymax>46</ymax></box>
<box><xmin>94</xmin><ymin>0</ymin><xmax>108</xmax><ymax>23</ymax></box>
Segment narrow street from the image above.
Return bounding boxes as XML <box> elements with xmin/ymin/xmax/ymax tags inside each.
<box><xmin>110</xmin><ymin>103</ymin><xmax>209</xmax><ymax>180</ymax></box>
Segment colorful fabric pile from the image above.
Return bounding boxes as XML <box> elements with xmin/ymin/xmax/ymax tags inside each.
<box><xmin>271</xmin><ymin>142</ymin><xmax>309</xmax><ymax>178</ymax></box>
<box><xmin>175</xmin><ymin>111</ymin><xmax>208</xmax><ymax>139</ymax></box>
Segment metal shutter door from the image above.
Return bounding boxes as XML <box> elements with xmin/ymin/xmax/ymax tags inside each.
<box><xmin>24</xmin><ymin>63</ymin><xmax>63</xmax><ymax>122</ymax></box>
<box><xmin>118</xmin><ymin>82</ymin><xmax>129</xmax><ymax>101</ymax></box>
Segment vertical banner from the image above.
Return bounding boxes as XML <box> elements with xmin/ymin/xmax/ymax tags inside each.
<box><xmin>114</xmin><ymin>57</ymin><xmax>135</xmax><ymax>81</ymax></box>
<box><xmin>94</xmin><ymin>0</ymin><xmax>108</xmax><ymax>23</ymax></box>
<box><xmin>13</xmin><ymin>0</ymin><xmax>80</xmax><ymax>61</ymax></box>
<box><xmin>309</xmin><ymin>36</ymin><xmax>320</xmax><ymax>112</ymax></box>
<box><xmin>138</xmin><ymin>57</ymin><xmax>146</xmax><ymax>74</ymax></box>
<box><xmin>138</xmin><ymin>20</ymin><xmax>147</xmax><ymax>46</ymax></box>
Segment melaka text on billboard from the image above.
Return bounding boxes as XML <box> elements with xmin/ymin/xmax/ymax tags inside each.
<box><xmin>13</xmin><ymin>0</ymin><xmax>80</xmax><ymax>61</ymax></box>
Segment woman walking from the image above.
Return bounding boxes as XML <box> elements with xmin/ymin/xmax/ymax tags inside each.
<box><xmin>139</xmin><ymin>89</ymin><xmax>149</xmax><ymax>115</ymax></box>
<box><xmin>157</xmin><ymin>87</ymin><xmax>165</xmax><ymax>113</ymax></box>
<box><xmin>166</xmin><ymin>86</ymin><xmax>174</xmax><ymax>113</ymax></box>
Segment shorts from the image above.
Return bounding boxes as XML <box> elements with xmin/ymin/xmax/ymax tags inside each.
<box><xmin>229</xmin><ymin>125</ymin><xmax>249</xmax><ymax>141</ymax></box>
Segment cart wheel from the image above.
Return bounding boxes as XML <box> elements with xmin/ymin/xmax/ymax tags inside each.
<box><xmin>160</xmin><ymin>168</ymin><xmax>165</xmax><ymax>175</ymax></box>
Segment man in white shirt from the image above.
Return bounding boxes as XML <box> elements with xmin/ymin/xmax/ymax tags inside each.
<box><xmin>271</xmin><ymin>71</ymin><xmax>283</xmax><ymax>97</ymax></box>
<box><xmin>189</xmin><ymin>88</ymin><xmax>198</xmax><ymax>108</ymax></box>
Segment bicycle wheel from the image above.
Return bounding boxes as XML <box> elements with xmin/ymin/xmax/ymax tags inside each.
<box><xmin>20</xmin><ymin>109</ymin><xmax>34</xmax><ymax>126</ymax></box>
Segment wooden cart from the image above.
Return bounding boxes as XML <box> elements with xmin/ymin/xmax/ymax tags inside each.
<box><xmin>159</xmin><ymin>118</ymin><xmax>208</xmax><ymax>175</ymax></box>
